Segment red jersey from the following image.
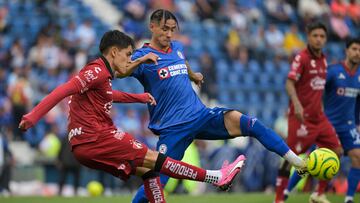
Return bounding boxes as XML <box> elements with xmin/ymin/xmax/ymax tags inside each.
<box><xmin>68</xmin><ymin>56</ymin><xmax>116</xmax><ymax>146</ymax></box>
<box><xmin>22</xmin><ymin>56</ymin><xmax>149</xmax><ymax>147</ymax></box>
<box><xmin>287</xmin><ymin>47</ymin><xmax>327</xmax><ymax>121</ymax></box>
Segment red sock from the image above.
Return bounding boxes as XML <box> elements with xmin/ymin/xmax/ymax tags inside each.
<box><xmin>275</xmin><ymin>176</ymin><xmax>289</xmax><ymax>202</ymax></box>
<box><xmin>317</xmin><ymin>180</ymin><xmax>328</xmax><ymax>195</ymax></box>
<box><xmin>143</xmin><ymin>176</ymin><xmax>166</xmax><ymax>203</ymax></box>
<box><xmin>159</xmin><ymin>157</ymin><xmax>206</xmax><ymax>181</ymax></box>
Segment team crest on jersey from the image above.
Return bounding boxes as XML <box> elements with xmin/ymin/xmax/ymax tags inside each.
<box><xmin>159</xmin><ymin>144</ymin><xmax>167</xmax><ymax>154</ymax></box>
<box><xmin>310</xmin><ymin>60</ymin><xmax>316</xmax><ymax>68</ymax></box>
<box><xmin>132</xmin><ymin>140</ymin><xmax>143</xmax><ymax>149</ymax></box>
<box><xmin>177</xmin><ymin>50</ymin><xmax>184</xmax><ymax>59</ymax></box>
<box><xmin>158</xmin><ymin>67</ymin><xmax>170</xmax><ymax>80</ymax></box>
<box><xmin>338</xmin><ymin>73</ymin><xmax>346</xmax><ymax>79</ymax></box>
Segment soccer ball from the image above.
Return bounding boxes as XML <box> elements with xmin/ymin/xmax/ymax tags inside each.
<box><xmin>307</xmin><ymin>148</ymin><xmax>340</xmax><ymax>180</ymax></box>
<box><xmin>87</xmin><ymin>181</ymin><xmax>103</xmax><ymax>197</ymax></box>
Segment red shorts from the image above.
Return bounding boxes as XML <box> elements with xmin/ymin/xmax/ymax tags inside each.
<box><xmin>287</xmin><ymin>115</ymin><xmax>341</xmax><ymax>154</ymax></box>
<box><xmin>72</xmin><ymin>130</ymin><xmax>148</xmax><ymax>181</ymax></box>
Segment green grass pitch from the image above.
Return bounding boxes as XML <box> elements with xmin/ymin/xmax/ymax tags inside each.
<box><xmin>0</xmin><ymin>193</ymin><xmax>345</xmax><ymax>203</ymax></box>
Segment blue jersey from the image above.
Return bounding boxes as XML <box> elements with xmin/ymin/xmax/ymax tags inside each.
<box><xmin>131</xmin><ymin>41</ymin><xmax>205</xmax><ymax>132</ymax></box>
<box><xmin>324</xmin><ymin>63</ymin><xmax>360</xmax><ymax>132</ymax></box>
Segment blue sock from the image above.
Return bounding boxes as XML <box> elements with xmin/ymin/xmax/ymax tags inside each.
<box><xmin>287</xmin><ymin>171</ymin><xmax>302</xmax><ymax>192</ymax></box>
<box><xmin>347</xmin><ymin>167</ymin><xmax>360</xmax><ymax>197</ymax></box>
<box><xmin>132</xmin><ymin>174</ymin><xmax>170</xmax><ymax>203</ymax></box>
<box><xmin>240</xmin><ymin>114</ymin><xmax>289</xmax><ymax>156</ymax></box>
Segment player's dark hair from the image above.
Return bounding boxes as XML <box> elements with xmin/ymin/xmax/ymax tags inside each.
<box><xmin>99</xmin><ymin>30</ymin><xmax>134</xmax><ymax>54</ymax></box>
<box><xmin>150</xmin><ymin>9</ymin><xmax>179</xmax><ymax>30</ymax></box>
<box><xmin>345</xmin><ymin>37</ymin><xmax>360</xmax><ymax>49</ymax></box>
<box><xmin>306</xmin><ymin>21</ymin><xmax>328</xmax><ymax>34</ymax></box>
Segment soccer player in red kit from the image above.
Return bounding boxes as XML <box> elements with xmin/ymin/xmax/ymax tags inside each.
<box><xmin>274</xmin><ymin>22</ymin><xmax>343</xmax><ymax>203</ymax></box>
<box><xmin>18</xmin><ymin>30</ymin><xmax>245</xmax><ymax>203</ymax></box>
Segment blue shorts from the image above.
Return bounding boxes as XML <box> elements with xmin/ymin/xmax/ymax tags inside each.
<box><xmin>337</xmin><ymin>128</ymin><xmax>360</xmax><ymax>154</ymax></box>
<box><xmin>155</xmin><ymin>107</ymin><xmax>234</xmax><ymax>160</ymax></box>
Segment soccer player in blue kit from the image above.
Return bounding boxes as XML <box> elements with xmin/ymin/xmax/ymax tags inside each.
<box><xmin>323</xmin><ymin>38</ymin><xmax>360</xmax><ymax>203</ymax></box>
<box><xmin>283</xmin><ymin>38</ymin><xmax>360</xmax><ymax>203</ymax></box>
<box><xmin>117</xmin><ymin>9</ymin><xmax>308</xmax><ymax>202</ymax></box>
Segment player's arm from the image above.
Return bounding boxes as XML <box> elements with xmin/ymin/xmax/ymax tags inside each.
<box><xmin>185</xmin><ymin>60</ymin><xmax>204</xmax><ymax>88</ymax></box>
<box><xmin>112</xmin><ymin>90</ymin><xmax>156</xmax><ymax>105</ymax></box>
<box><xmin>286</xmin><ymin>79</ymin><xmax>304</xmax><ymax>122</ymax></box>
<box><xmin>116</xmin><ymin>52</ymin><xmax>159</xmax><ymax>78</ymax></box>
<box><xmin>286</xmin><ymin>54</ymin><xmax>304</xmax><ymax>122</ymax></box>
<box><xmin>18</xmin><ymin>78</ymin><xmax>80</xmax><ymax>131</ymax></box>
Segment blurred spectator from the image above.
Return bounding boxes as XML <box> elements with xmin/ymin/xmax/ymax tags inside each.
<box><xmin>199</xmin><ymin>53</ymin><xmax>217</xmax><ymax>100</ymax></box>
<box><xmin>249</xmin><ymin>26</ymin><xmax>266</xmax><ymax>61</ymax></box>
<box><xmin>9</xmin><ymin>39</ymin><xmax>25</xmax><ymax>69</ymax></box>
<box><xmin>42</xmin><ymin>35</ymin><xmax>60</xmax><ymax>70</ymax></box>
<box><xmin>265</xmin><ymin>0</ymin><xmax>295</xmax><ymax>23</ymax></box>
<box><xmin>348</xmin><ymin>0</ymin><xmax>360</xmax><ymax>25</ymax></box>
<box><xmin>0</xmin><ymin>7</ymin><xmax>9</xmax><ymax>34</ymax></box>
<box><xmin>122</xmin><ymin>0</ymin><xmax>148</xmax><ymax>39</ymax></box>
<box><xmin>61</xmin><ymin>21</ymin><xmax>77</xmax><ymax>51</ymax></box>
<box><xmin>298</xmin><ymin>0</ymin><xmax>330</xmax><ymax>20</ymax></box>
<box><xmin>7</xmin><ymin>73</ymin><xmax>31</xmax><ymax>140</ymax></box>
<box><xmin>75</xmin><ymin>19</ymin><xmax>95</xmax><ymax>50</ymax></box>
<box><xmin>283</xmin><ymin>24</ymin><xmax>306</xmax><ymax>55</ymax></box>
<box><xmin>0</xmin><ymin>132</ymin><xmax>13</xmax><ymax>196</ymax></box>
<box><xmin>330</xmin><ymin>13</ymin><xmax>350</xmax><ymax>40</ymax></box>
<box><xmin>28</xmin><ymin>34</ymin><xmax>47</xmax><ymax>69</ymax></box>
<box><xmin>0</xmin><ymin>69</ymin><xmax>7</xmax><ymax>97</ymax></box>
<box><xmin>195</xmin><ymin>0</ymin><xmax>222</xmax><ymax>22</ymax></box>
<box><xmin>331</xmin><ymin>0</ymin><xmax>347</xmax><ymax>17</ymax></box>
<box><xmin>265</xmin><ymin>24</ymin><xmax>284</xmax><ymax>55</ymax></box>
<box><xmin>57</xmin><ymin>136</ymin><xmax>81</xmax><ymax>196</ymax></box>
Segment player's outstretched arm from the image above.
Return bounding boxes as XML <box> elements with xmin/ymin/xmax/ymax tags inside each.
<box><xmin>112</xmin><ymin>90</ymin><xmax>156</xmax><ymax>105</ymax></box>
<box><xmin>116</xmin><ymin>52</ymin><xmax>159</xmax><ymax>78</ymax></box>
<box><xmin>18</xmin><ymin>79</ymin><xmax>79</xmax><ymax>131</ymax></box>
<box><xmin>185</xmin><ymin>60</ymin><xmax>204</xmax><ymax>88</ymax></box>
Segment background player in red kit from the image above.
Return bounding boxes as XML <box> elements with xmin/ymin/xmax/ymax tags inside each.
<box><xmin>274</xmin><ymin>22</ymin><xmax>343</xmax><ymax>203</ymax></box>
<box><xmin>18</xmin><ymin>30</ymin><xmax>245</xmax><ymax>203</ymax></box>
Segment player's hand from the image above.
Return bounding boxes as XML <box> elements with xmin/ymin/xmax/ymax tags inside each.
<box><xmin>141</xmin><ymin>52</ymin><xmax>159</xmax><ymax>65</ymax></box>
<box><xmin>294</xmin><ymin>102</ymin><xmax>304</xmax><ymax>123</ymax></box>
<box><xmin>18</xmin><ymin>116</ymin><xmax>33</xmax><ymax>132</ymax></box>
<box><xmin>191</xmin><ymin>72</ymin><xmax>204</xmax><ymax>88</ymax></box>
<box><xmin>146</xmin><ymin>93</ymin><xmax>157</xmax><ymax>106</ymax></box>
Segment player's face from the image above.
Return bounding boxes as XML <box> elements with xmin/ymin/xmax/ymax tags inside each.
<box><xmin>150</xmin><ymin>19</ymin><xmax>177</xmax><ymax>48</ymax></box>
<box><xmin>307</xmin><ymin>28</ymin><xmax>327</xmax><ymax>51</ymax></box>
<box><xmin>113</xmin><ymin>45</ymin><xmax>133</xmax><ymax>71</ymax></box>
<box><xmin>346</xmin><ymin>43</ymin><xmax>360</xmax><ymax>64</ymax></box>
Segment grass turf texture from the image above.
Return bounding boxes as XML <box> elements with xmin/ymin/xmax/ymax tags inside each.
<box><xmin>0</xmin><ymin>193</ymin><xmax>345</xmax><ymax>203</ymax></box>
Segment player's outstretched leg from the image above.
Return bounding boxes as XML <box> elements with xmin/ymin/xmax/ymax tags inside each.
<box><xmin>239</xmin><ymin>114</ymin><xmax>306</xmax><ymax>170</ymax></box>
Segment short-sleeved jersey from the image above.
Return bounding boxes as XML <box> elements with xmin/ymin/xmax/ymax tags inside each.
<box><xmin>68</xmin><ymin>56</ymin><xmax>117</xmax><ymax>146</ymax></box>
<box><xmin>324</xmin><ymin>63</ymin><xmax>360</xmax><ymax>132</ymax></box>
<box><xmin>131</xmin><ymin>41</ymin><xmax>205</xmax><ymax>132</ymax></box>
<box><xmin>287</xmin><ymin>47</ymin><xmax>327</xmax><ymax>121</ymax></box>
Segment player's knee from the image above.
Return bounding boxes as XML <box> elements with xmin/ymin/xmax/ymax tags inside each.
<box><xmin>143</xmin><ymin>149</ymin><xmax>159</xmax><ymax>168</ymax></box>
<box><xmin>224</xmin><ymin>110</ymin><xmax>242</xmax><ymax>136</ymax></box>
<box><xmin>332</xmin><ymin>147</ymin><xmax>343</xmax><ymax>158</ymax></box>
<box><xmin>349</xmin><ymin>149</ymin><xmax>360</xmax><ymax>167</ymax></box>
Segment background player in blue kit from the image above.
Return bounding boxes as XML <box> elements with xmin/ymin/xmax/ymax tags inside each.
<box><xmin>324</xmin><ymin>38</ymin><xmax>360</xmax><ymax>203</ymax></box>
<box><xmin>117</xmin><ymin>9</ymin><xmax>308</xmax><ymax>203</ymax></box>
<box><xmin>284</xmin><ymin>38</ymin><xmax>360</xmax><ymax>203</ymax></box>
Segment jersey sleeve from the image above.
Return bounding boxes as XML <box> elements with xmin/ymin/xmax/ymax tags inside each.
<box><xmin>287</xmin><ymin>54</ymin><xmax>304</xmax><ymax>82</ymax></box>
<box><xmin>130</xmin><ymin>50</ymin><xmax>145</xmax><ymax>79</ymax></box>
<box><xmin>73</xmin><ymin>65</ymin><xmax>109</xmax><ymax>93</ymax></box>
